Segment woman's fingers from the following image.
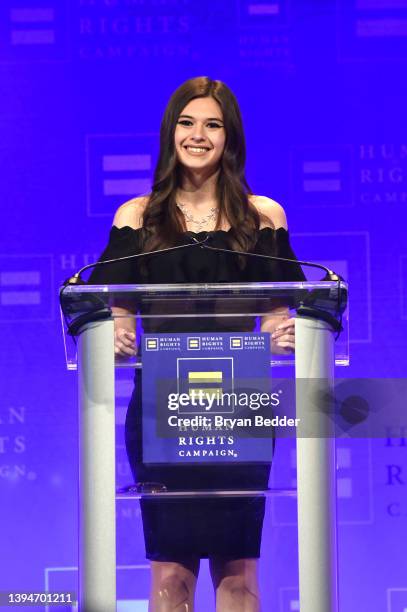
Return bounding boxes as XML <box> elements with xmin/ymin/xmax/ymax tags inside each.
<box><xmin>119</xmin><ymin>330</ymin><xmax>135</xmax><ymax>347</ymax></box>
<box><xmin>273</xmin><ymin>333</ymin><xmax>295</xmax><ymax>349</ymax></box>
<box><xmin>275</xmin><ymin>338</ymin><xmax>295</xmax><ymax>349</ymax></box>
<box><xmin>272</xmin><ymin>318</ymin><xmax>295</xmax><ymax>340</ymax></box>
<box><xmin>272</xmin><ymin>317</ymin><xmax>295</xmax><ymax>333</ymax></box>
<box><xmin>114</xmin><ymin>329</ymin><xmax>136</xmax><ymax>356</ymax></box>
<box><xmin>271</xmin><ymin>318</ymin><xmax>295</xmax><ymax>352</ymax></box>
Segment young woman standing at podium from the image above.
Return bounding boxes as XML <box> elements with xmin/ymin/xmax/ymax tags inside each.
<box><xmin>89</xmin><ymin>77</ymin><xmax>304</xmax><ymax>611</ymax></box>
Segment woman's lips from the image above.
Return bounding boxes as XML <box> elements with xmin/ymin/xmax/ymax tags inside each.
<box><xmin>183</xmin><ymin>145</ymin><xmax>211</xmax><ymax>156</ymax></box>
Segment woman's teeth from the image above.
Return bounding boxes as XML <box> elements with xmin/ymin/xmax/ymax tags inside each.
<box><xmin>185</xmin><ymin>146</ymin><xmax>209</xmax><ymax>153</ymax></box>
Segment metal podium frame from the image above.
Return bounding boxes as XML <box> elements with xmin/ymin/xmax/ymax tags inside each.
<box><xmin>60</xmin><ymin>281</ymin><xmax>348</xmax><ymax>612</ymax></box>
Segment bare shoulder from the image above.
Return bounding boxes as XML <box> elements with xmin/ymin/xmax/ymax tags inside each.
<box><xmin>112</xmin><ymin>195</ymin><xmax>149</xmax><ymax>230</ymax></box>
<box><xmin>249</xmin><ymin>195</ymin><xmax>288</xmax><ymax>230</ymax></box>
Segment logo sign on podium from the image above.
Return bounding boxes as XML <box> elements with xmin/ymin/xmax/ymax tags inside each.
<box><xmin>142</xmin><ymin>332</ymin><xmax>277</xmax><ymax>464</ymax></box>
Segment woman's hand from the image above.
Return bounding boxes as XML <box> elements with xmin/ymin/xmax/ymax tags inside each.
<box><xmin>271</xmin><ymin>317</ymin><xmax>296</xmax><ymax>355</ymax></box>
<box><xmin>114</xmin><ymin>328</ymin><xmax>136</xmax><ymax>357</ymax></box>
<box><xmin>112</xmin><ymin>306</ymin><xmax>136</xmax><ymax>358</ymax></box>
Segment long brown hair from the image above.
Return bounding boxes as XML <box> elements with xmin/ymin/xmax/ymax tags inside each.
<box><xmin>141</xmin><ymin>76</ymin><xmax>263</xmax><ymax>253</ymax></box>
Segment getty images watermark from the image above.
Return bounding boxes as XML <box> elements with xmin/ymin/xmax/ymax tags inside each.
<box><xmin>166</xmin><ymin>389</ymin><xmax>300</xmax><ymax>430</ymax></box>
<box><xmin>152</xmin><ymin>378</ymin><xmax>407</xmax><ymax>440</ymax></box>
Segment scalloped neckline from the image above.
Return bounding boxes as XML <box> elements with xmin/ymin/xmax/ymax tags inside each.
<box><xmin>112</xmin><ymin>225</ymin><xmax>287</xmax><ymax>235</ymax></box>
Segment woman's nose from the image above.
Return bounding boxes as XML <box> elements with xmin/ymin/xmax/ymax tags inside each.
<box><xmin>191</xmin><ymin>122</ymin><xmax>205</xmax><ymax>141</ymax></box>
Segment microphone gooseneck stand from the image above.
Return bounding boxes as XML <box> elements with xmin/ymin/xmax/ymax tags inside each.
<box><xmin>60</xmin><ymin>230</ymin><xmax>345</xmax><ymax>612</ymax></box>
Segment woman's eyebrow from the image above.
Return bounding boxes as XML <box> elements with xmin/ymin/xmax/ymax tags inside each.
<box><xmin>178</xmin><ymin>114</ymin><xmax>224</xmax><ymax>122</ymax></box>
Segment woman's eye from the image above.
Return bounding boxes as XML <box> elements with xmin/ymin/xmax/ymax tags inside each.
<box><xmin>207</xmin><ymin>122</ymin><xmax>223</xmax><ymax>129</ymax></box>
<box><xmin>177</xmin><ymin>119</ymin><xmax>193</xmax><ymax>126</ymax></box>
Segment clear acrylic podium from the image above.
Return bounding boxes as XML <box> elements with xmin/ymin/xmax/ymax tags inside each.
<box><xmin>60</xmin><ymin>280</ymin><xmax>349</xmax><ymax>612</ymax></box>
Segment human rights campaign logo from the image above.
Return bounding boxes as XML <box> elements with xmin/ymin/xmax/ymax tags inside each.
<box><xmin>0</xmin><ymin>254</ymin><xmax>54</xmax><ymax>322</ymax></box>
<box><xmin>290</xmin><ymin>145</ymin><xmax>353</xmax><ymax>208</ymax></box>
<box><xmin>187</xmin><ymin>337</ymin><xmax>201</xmax><ymax>350</ymax></box>
<box><xmin>0</xmin><ymin>1</ymin><xmax>69</xmax><ymax>62</ymax></box>
<box><xmin>141</xmin><ymin>332</ymin><xmax>272</xmax><ymax>464</ymax></box>
<box><xmin>145</xmin><ymin>338</ymin><xmax>158</xmax><ymax>351</ymax></box>
<box><xmin>337</xmin><ymin>0</ymin><xmax>407</xmax><ymax>60</ymax></box>
<box><xmin>86</xmin><ymin>133</ymin><xmax>157</xmax><ymax>217</ymax></box>
<box><xmin>177</xmin><ymin>357</ymin><xmax>234</xmax><ymax>414</ymax></box>
<box><xmin>230</xmin><ymin>337</ymin><xmax>243</xmax><ymax>349</ymax></box>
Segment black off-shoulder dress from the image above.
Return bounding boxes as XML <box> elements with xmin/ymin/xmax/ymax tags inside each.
<box><xmin>89</xmin><ymin>226</ymin><xmax>305</xmax><ymax>561</ymax></box>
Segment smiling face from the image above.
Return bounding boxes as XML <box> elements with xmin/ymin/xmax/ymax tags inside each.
<box><xmin>174</xmin><ymin>96</ymin><xmax>226</xmax><ymax>173</ymax></box>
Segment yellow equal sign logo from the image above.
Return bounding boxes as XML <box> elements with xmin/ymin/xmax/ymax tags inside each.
<box><xmin>188</xmin><ymin>337</ymin><xmax>201</xmax><ymax>350</ymax></box>
<box><xmin>230</xmin><ymin>337</ymin><xmax>243</xmax><ymax>349</ymax></box>
<box><xmin>188</xmin><ymin>371</ymin><xmax>223</xmax><ymax>403</ymax></box>
<box><xmin>146</xmin><ymin>338</ymin><xmax>158</xmax><ymax>350</ymax></box>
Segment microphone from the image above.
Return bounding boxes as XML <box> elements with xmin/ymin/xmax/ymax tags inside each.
<box><xmin>188</xmin><ymin>231</ymin><xmax>342</xmax><ymax>281</ymax></box>
<box><xmin>59</xmin><ymin>233</ymin><xmax>212</xmax><ymax>335</ymax></box>
<box><xmin>62</xmin><ymin>232</ymin><xmax>212</xmax><ymax>287</ymax></box>
<box><xmin>189</xmin><ymin>231</ymin><xmax>347</xmax><ymax>332</ymax></box>
<box><xmin>60</xmin><ymin>229</ymin><xmax>346</xmax><ymax>334</ymax></box>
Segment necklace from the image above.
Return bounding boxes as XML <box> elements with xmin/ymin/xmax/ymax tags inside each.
<box><xmin>177</xmin><ymin>202</ymin><xmax>219</xmax><ymax>232</ymax></box>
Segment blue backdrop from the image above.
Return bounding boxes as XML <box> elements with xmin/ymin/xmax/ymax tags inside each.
<box><xmin>1</xmin><ymin>0</ymin><xmax>406</xmax><ymax>610</ymax></box>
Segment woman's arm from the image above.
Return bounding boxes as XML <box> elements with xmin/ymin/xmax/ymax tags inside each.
<box><xmin>251</xmin><ymin>195</ymin><xmax>296</xmax><ymax>354</ymax></box>
<box><xmin>111</xmin><ymin>196</ymin><xmax>148</xmax><ymax>357</ymax></box>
